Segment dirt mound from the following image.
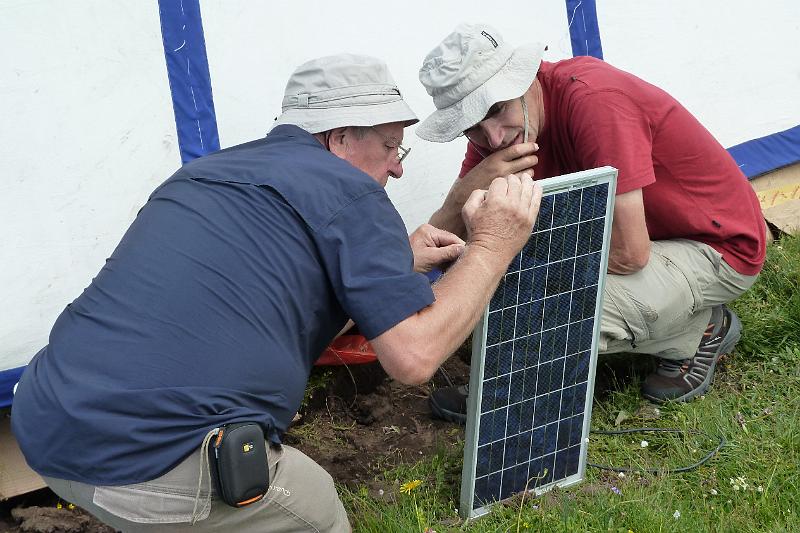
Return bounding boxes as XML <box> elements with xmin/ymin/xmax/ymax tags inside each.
<box><xmin>5</xmin><ymin>505</ymin><xmax>114</xmax><ymax>533</ymax></box>
<box><xmin>287</xmin><ymin>352</ymin><xmax>471</xmax><ymax>487</ymax></box>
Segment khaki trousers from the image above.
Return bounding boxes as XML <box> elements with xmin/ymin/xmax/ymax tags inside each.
<box><xmin>600</xmin><ymin>239</ymin><xmax>758</xmax><ymax>360</ymax></box>
<box><xmin>44</xmin><ymin>443</ymin><xmax>350</xmax><ymax>533</ymax></box>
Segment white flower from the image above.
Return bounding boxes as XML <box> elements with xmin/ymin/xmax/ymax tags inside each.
<box><xmin>673</xmin><ymin>510</ymin><xmax>681</xmax><ymax>520</ymax></box>
<box><xmin>617</xmin><ymin>472</ymin><xmax>626</xmax><ymax>479</ymax></box>
<box><xmin>757</xmin><ymin>486</ymin><xmax>764</xmax><ymax>493</ymax></box>
<box><xmin>729</xmin><ymin>476</ymin><xmax>749</xmax><ymax>492</ymax></box>
<box><xmin>640</xmin><ymin>440</ymin><xmax>649</xmax><ymax>448</ymax></box>
<box><xmin>710</xmin><ymin>489</ymin><xmax>718</xmax><ymax>495</ymax></box>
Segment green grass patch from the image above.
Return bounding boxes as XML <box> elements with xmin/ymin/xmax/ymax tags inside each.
<box><xmin>339</xmin><ymin>236</ymin><xmax>800</xmax><ymax>532</ymax></box>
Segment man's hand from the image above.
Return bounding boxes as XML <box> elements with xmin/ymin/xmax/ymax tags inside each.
<box><xmin>409</xmin><ymin>224</ymin><xmax>465</xmax><ymax>273</ymax></box>
<box><xmin>462</xmin><ymin>172</ymin><xmax>543</xmax><ymax>264</ymax></box>
<box><xmin>429</xmin><ymin>142</ymin><xmax>538</xmax><ymax>237</ymax></box>
<box><xmin>462</xmin><ymin>142</ymin><xmax>539</xmax><ymax>198</ymax></box>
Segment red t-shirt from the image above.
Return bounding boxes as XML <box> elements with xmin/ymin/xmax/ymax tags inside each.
<box><xmin>460</xmin><ymin>57</ymin><xmax>765</xmax><ymax>275</ymax></box>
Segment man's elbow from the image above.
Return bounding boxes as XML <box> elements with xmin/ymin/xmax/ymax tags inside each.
<box><xmin>393</xmin><ymin>366</ymin><xmax>435</xmax><ymax>386</ymax></box>
<box><xmin>610</xmin><ymin>248</ymin><xmax>650</xmax><ymax>275</ymax></box>
<box><xmin>377</xmin><ymin>342</ymin><xmax>440</xmax><ymax>386</ymax></box>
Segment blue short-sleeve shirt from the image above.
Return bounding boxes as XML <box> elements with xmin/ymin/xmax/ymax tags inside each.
<box><xmin>12</xmin><ymin>125</ymin><xmax>434</xmax><ymax>485</ymax></box>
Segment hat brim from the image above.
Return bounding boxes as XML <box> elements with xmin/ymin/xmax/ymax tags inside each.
<box><xmin>416</xmin><ymin>42</ymin><xmax>545</xmax><ymax>143</ymax></box>
<box><xmin>271</xmin><ymin>99</ymin><xmax>419</xmax><ymax>134</ymax></box>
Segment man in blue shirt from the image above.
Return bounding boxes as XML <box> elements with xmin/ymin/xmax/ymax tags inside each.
<box><xmin>12</xmin><ymin>53</ymin><xmax>543</xmax><ymax>532</ymax></box>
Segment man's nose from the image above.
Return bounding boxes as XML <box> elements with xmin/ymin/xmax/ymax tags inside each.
<box><xmin>389</xmin><ymin>159</ymin><xmax>404</xmax><ymax>179</ymax></box>
<box><xmin>482</xmin><ymin>121</ymin><xmax>505</xmax><ymax>150</ymax></box>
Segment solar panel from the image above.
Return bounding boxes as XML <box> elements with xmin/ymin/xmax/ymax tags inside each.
<box><xmin>459</xmin><ymin>167</ymin><xmax>617</xmax><ymax>519</ymax></box>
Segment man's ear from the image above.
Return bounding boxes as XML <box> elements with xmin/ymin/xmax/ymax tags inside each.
<box><xmin>326</xmin><ymin>127</ymin><xmax>350</xmax><ymax>159</ymax></box>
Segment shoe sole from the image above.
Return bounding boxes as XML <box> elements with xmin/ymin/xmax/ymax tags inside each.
<box><xmin>643</xmin><ymin>308</ymin><xmax>742</xmax><ymax>404</ymax></box>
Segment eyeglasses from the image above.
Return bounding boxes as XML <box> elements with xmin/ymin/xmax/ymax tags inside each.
<box><xmin>370</xmin><ymin>126</ymin><xmax>411</xmax><ymax>163</ymax></box>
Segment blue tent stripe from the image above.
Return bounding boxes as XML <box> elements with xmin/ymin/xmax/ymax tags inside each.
<box><xmin>0</xmin><ymin>366</ymin><xmax>25</xmax><ymax>409</ymax></box>
<box><xmin>565</xmin><ymin>0</ymin><xmax>603</xmax><ymax>59</ymax></box>
<box><xmin>727</xmin><ymin>125</ymin><xmax>800</xmax><ymax>179</ymax></box>
<box><xmin>158</xmin><ymin>0</ymin><xmax>220</xmax><ymax>163</ymax></box>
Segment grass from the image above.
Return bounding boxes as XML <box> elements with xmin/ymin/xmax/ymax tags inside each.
<box><xmin>334</xmin><ymin>235</ymin><xmax>800</xmax><ymax>532</ymax></box>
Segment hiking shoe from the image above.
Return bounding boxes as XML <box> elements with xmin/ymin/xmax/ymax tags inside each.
<box><xmin>642</xmin><ymin>305</ymin><xmax>742</xmax><ymax>403</ymax></box>
<box><xmin>429</xmin><ymin>384</ymin><xmax>468</xmax><ymax>424</ymax></box>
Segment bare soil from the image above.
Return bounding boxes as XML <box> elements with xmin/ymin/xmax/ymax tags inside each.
<box><xmin>286</xmin><ymin>350</ymin><xmax>472</xmax><ymax>487</ymax></box>
<box><xmin>0</xmin><ymin>491</ymin><xmax>114</xmax><ymax>533</ymax></box>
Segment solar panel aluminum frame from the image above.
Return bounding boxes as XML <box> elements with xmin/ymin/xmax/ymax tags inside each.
<box><xmin>459</xmin><ymin>166</ymin><xmax>618</xmax><ymax>520</ymax></box>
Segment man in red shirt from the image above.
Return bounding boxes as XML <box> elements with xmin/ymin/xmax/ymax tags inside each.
<box><xmin>417</xmin><ymin>24</ymin><xmax>766</xmax><ymax>418</ymax></box>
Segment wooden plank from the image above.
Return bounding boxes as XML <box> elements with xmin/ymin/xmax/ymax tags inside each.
<box><xmin>750</xmin><ymin>162</ymin><xmax>800</xmax><ymax>235</ymax></box>
<box><xmin>0</xmin><ymin>415</ymin><xmax>46</xmax><ymax>500</ymax></box>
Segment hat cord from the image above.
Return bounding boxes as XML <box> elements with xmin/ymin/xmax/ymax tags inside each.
<box><xmin>521</xmin><ymin>96</ymin><xmax>529</xmax><ymax>143</ymax></box>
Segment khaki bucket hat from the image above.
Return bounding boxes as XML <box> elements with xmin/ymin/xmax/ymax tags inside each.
<box><xmin>417</xmin><ymin>23</ymin><xmax>544</xmax><ymax>142</ymax></box>
<box><xmin>272</xmin><ymin>53</ymin><xmax>418</xmax><ymax>134</ymax></box>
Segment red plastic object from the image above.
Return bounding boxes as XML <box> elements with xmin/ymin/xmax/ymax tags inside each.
<box><xmin>315</xmin><ymin>334</ymin><xmax>377</xmax><ymax>366</ymax></box>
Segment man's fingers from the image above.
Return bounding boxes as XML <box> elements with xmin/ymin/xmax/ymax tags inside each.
<box><xmin>515</xmin><ymin>155</ymin><xmax>539</xmax><ymax>171</ymax></box>
<box><xmin>463</xmin><ymin>188</ymin><xmax>487</xmax><ymax>218</ymax></box>
<box><xmin>437</xmin><ymin>243</ymin><xmax>466</xmax><ymax>262</ymax></box>
<box><xmin>529</xmin><ymin>182</ymin><xmax>543</xmax><ymax>220</ymax></box>
<box><xmin>499</xmin><ymin>142</ymin><xmax>538</xmax><ymax>162</ymax></box>
<box><xmin>428</xmin><ymin>226</ymin><xmax>466</xmax><ymax>247</ymax></box>
<box><xmin>486</xmin><ymin>176</ymin><xmax>509</xmax><ymax>199</ymax></box>
<box><xmin>518</xmin><ymin>171</ymin><xmax>535</xmax><ymax>208</ymax></box>
<box><xmin>493</xmin><ymin>156</ymin><xmax>538</xmax><ymax>179</ymax></box>
<box><xmin>505</xmin><ymin>172</ymin><xmax>522</xmax><ymax>200</ymax></box>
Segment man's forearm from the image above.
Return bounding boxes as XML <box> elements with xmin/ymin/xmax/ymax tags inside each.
<box><xmin>428</xmin><ymin>204</ymin><xmax>466</xmax><ymax>239</ymax></box>
<box><xmin>370</xmin><ymin>244</ymin><xmax>509</xmax><ymax>384</ymax></box>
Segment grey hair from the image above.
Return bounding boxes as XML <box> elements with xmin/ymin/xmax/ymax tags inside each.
<box><xmin>346</xmin><ymin>126</ymin><xmax>371</xmax><ymax>140</ymax></box>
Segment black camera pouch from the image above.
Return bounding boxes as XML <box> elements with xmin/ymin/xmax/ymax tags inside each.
<box><xmin>208</xmin><ymin>422</ymin><xmax>269</xmax><ymax>507</ymax></box>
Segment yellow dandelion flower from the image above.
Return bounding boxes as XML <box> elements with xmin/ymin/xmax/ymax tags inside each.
<box><xmin>400</xmin><ymin>479</ymin><xmax>423</xmax><ymax>494</ymax></box>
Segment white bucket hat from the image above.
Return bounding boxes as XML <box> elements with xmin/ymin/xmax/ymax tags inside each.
<box><xmin>271</xmin><ymin>53</ymin><xmax>418</xmax><ymax>134</ymax></box>
<box><xmin>416</xmin><ymin>23</ymin><xmax>545</xmax><ymax>143</ymax></box>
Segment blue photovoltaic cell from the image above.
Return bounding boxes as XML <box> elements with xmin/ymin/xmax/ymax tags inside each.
<box><xmin>467</xmin><ymin>178</ymin><xmax>611</xmax><ymax>512</ymax></box>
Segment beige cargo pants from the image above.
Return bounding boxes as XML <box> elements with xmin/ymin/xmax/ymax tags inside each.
<box><xmin>599</xmin><ymin>239</ymin><xmax>758</xmax><ymax>360</ymax></box>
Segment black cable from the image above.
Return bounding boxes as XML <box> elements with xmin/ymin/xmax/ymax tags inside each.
<box><xmin>437</xmin><ymin>366</ymin><xmax>456</xmax><ymax>388</ymax></box>
<box><xmin>586</xmin><ymin>427</ymin><xmax>726</xmax><ymax>474</ymax></box>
